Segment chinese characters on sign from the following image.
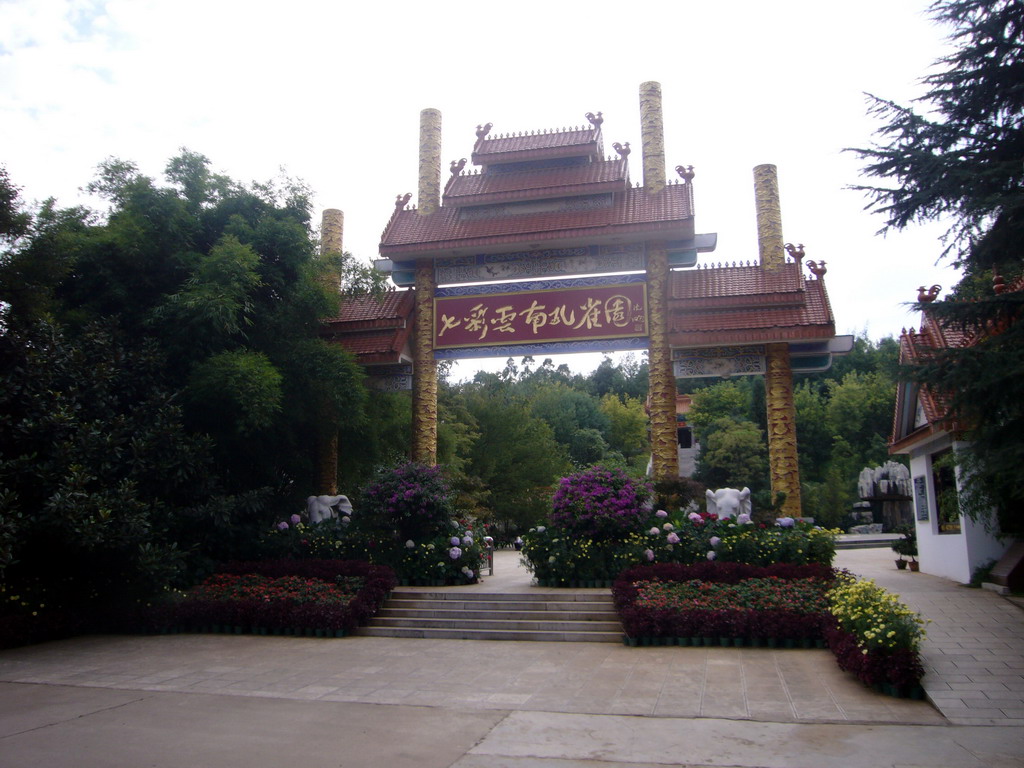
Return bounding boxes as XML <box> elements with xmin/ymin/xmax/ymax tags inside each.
<box><xmin>434</xmin><ymin>282</ymin><xmax>648</xmax><ymax>349</ymax></box>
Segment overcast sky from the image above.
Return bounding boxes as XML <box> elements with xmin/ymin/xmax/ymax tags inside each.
<box><xmin>1</xmin><ymin>0</ymin><xmax>961</xmax><ymax>378</ymax></box>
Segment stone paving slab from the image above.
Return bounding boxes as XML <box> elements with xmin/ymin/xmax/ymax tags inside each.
<box><xmin>0</xmin><ymin>682</ymin><xmax>505</xmax><ymax>768</ymax></box>
<box><xmin>455</xmin><ymin>711</ymin><xmax>1024</xmax><ymax>768</ymax></box>
<box><xmin>0</xmin><ymin>632</ymin><xmax>943</xmax><ymax>725</ymax></box>
<box><xmin>836</xmin><ymin>549</ymin><xmax>1024</xmax><ymax>726</ymax></box>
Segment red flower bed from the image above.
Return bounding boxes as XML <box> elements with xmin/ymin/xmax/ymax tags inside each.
<box><xmin>824</xmin><ymin>624</ymin><xmax>925</xmax><ymax>693</ymax></box>
<box><xmin>613</xmin><ymin>563</ymin><xmax>833</xmax><ymax>643</ymax></box>
<box><xmin>148</xmin><ymin>559</ymin><xmax>396</xmax><ymax>635</ymax></box>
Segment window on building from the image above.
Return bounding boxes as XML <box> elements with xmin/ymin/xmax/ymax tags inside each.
<box><xmin>932</xmin><ymin>448</ymin><xmax>961</xmax><ymax>534</ymax></box>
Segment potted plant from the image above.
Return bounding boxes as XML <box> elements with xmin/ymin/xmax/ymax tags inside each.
<box><xmin>891</xmin><ymin>526</ymin><xmax>918</xmax><ymax>571</ymax></box>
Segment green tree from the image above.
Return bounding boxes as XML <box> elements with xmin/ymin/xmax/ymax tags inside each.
<box><xmin>849</xmin><ymin>0</ymin><xmax>1024</xmax><ymax>533</ymax></box>
<box><xmin>825</xmin><ymin>371</ymin><xmax>896</xmax><ymax>471</ymax></box>
<box><xmin>686</xmin><ymin>381</ymin><xmax>754</xmax><ymax>440</ymax></box>
<box><xmin>693</xmin><ymin>417</ymin><xmax>769</xmax><ymax>493</ymax></box>
<box><xmin>0</xmin><ymin>154</ymin><xmax>377</xmax><ymax>590</ymax></box>
<box><xmin>462</xmin><ymin>386</ymin><xmax>569</xmax><ymax>534</ymax></box>
<box><xmin>599</xmin><ymin>393</ymin><xmax>648</xmax><ymax>460</ymax></box>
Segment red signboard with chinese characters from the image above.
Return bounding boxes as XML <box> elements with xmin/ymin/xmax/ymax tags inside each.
<box><xmin>434</xmin><ymin>281</ymin><xmax>648</xmax><ymax>349</ymax></box>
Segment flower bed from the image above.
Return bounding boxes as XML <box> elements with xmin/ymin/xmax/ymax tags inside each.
<box><xmin>261</xmin><ymin>463</ymin><xmax>486</xmax><ymax>586</ymax></box>
<box><xmin>825</xmin><ymin>574</ymin><xmax>927</xmax><ymax>696</ymax></box>
<box><xmin>614</xmin><ymin>564</ymin><xmax>926</xmax><ymax>698</ymax></box>
<box><xmin>523</xmin><ymin>510</ymin><xmax>837</xmax><ymax>586</ymax></box>
<box><xmin>145</xmin><ymin>559</ymin><xmax>396</xmax><ymax>637</ymax></box>
<box><xmin>613</xmin><ymin>563</ymin><xmax>833</xmax><ymax>647</ymax></box>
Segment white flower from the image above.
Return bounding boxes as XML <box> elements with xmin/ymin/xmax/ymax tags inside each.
<box><xmin>662</xmin><ymin>523</ymin><xmax>674</xmax><ymax>531</ymax></box>
<box><xmin>548</xmin><ymin>555</ymin><xmax>556</xmax><ymax>564</ymax></box>
<box><xmin>536</xmin><ymin>526</ymin><xmax>546</xmax><ymax>533</ymax></box>
<box><xmin>405</xmin><ymin>540</ymin><xmax>415</xmax><ymax>549</ymax></box>
<box><xmin>707</xmin><ymin>551</ymin><xmax>716</xmax><ymax>561</ymax></box>
<box><xmin>736</xmin><ymin>513</ymin><xmax>751</xmax><ymax>525</ymax></box>
<box><xmin>649</xmin><ymin>527</ymin><xmax>661</xmax><ymax>536</ymax></box>
<box><xmin>709</xmin><ymin>536</ymin><xmax>721</xmax><ymax>547</ymax></box>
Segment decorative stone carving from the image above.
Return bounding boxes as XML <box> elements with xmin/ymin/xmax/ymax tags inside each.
<box><xmin>705</xmin><ymin>487</ymin><xmax>752</xmax><ymax>519</ymax></box>
<box><xmin>306</xmin><ymin>495</ymin><xmax>353</xmax><ymax>524</ymax></box>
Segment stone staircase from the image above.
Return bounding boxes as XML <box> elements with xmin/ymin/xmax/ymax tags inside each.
<box><xmin>355</xmin><ymin>590</ymin><xmax>623</xmax><ymax>642</ymax></box>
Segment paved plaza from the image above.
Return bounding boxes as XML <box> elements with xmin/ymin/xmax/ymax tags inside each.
<box><xmin>0</xmin><ymin>547</ymin><xmax>1022</xmax><ymax>767</ymax></box>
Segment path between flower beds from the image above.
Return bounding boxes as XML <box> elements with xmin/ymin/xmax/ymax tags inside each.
<box><xmin>460</xmin><ymin>548</ymin><xmax>1024</xmax><ymax>726</ymax></box>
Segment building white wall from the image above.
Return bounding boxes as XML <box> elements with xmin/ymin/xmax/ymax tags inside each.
<box><xmin>904</xmin><ymin>434</ymin><xmax>1010</xmax><ymax>584</ymax></box>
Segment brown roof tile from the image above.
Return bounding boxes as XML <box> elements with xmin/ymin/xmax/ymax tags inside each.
<box><xmin>444</xmin><ymin>159</ymin><xmax>628</xmax><ymax>206</ymax></box>
<box><xmin>320</xmin><ymin>291</ymin><xmax>414</xmax><ymax>365</ymax></box>
<box><xmin>472</xmin><ymin>127</ymin><xmax>600</xmax><ymax>165</ymax></box>
<box><xmin>324</xmin><ymin>290</ymin><xmax>414</xmax><ymax>325</ymax></box>
<box><xmin>670</xmin><ymin>263</ymin><xmax>806</xmax><ymax>308</ymax></box>
<box><xmin>667</xmin><ymin>276</ymin><xmax>835</xmax><ymax>347</ymax></box>
<box><xmin>380</xmin><ymin>184</ymin><xmax>694</xmax><ymax>257</ymax></box>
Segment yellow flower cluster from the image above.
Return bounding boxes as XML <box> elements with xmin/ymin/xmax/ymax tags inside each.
<box><xmin>828</xmin><ymin>575</ymin><xmax>926</xmax><ymax>652</ymax></box>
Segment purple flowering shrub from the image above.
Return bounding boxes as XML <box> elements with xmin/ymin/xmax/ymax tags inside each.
<box><xmin>550</xmin><ymin>466</ymin><xmax>653</xmax><ymax>540</ymax></box>
<box><xmin>362</xmin><ymin>463</ymin><xmax>455</xmax><ymax>541</ymax></box>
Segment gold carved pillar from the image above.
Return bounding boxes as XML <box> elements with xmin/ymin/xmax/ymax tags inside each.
<box><xmin>755</xmin><ymin>163</ymin><xmax>801</xmax><ymax>515</ymax></box>
<box><xmin>646</xmin><ymin>242</ymin><xmax>678</xmax><ymax>482</ymax></box>
<box><xmin>754</xmin><ymin>164</ymin><xmax>784</xmax><ymax>272</ymax></box>
<box><xmin>411</xmin><ymin>259</ymin><xmax>438</xmax><ymax>464</ymax></box>
<box><xmin>409</xmin><ymin>107</ymin><xmax>442</xmax><ymax>465</ymax></box>
<box><xmin>316</xmin><ymin>208</ymin><xmax>344</xmax><ymax>494</ymax></box>
<box><xmin>418</xmin><ymin>108</ymin><xmax>442</xmax><ymax>215</ymax></box>
<box><xmin>639</xmin><ymin>81</ymin><xmax>667</xmax><ymax>195</ymax></box>
<box><xmin>765</xmin><ymin>343</ymin><xmax>802</xmax><ymax>516</ymax></box>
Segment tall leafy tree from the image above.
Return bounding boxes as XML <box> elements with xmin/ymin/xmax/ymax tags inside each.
<box><xmin>0</xmin><ymin>154</ymin><xmax>378</xmax><ymax>606</ymax></box>
<box><xmin>850</xmin><ymin>0</ymin><xmax>1024</xmax><ymax>534</ymax></box>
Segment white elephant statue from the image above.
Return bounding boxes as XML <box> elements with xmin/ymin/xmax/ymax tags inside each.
<box><xmin>306</xmin><ymin>494</ymin><xmax>353</xmax><ymax>524</ymax></box>
<box><xmin>705</xmin><ymin>487</ymin><xmax>752</xmax><ymax>520</ymax></box>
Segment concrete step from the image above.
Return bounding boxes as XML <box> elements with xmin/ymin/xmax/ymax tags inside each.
<box><xmin>378</xmin><ymin>607</ymin><xmax>618</xmax><ymax>622</ymax></box>
<box><xmin>355</xmin><ymin>626</ymin><xmax>624</xmax><ymax>643</ymax></box>
<box><xmin>369</xmin><ymin>616</ymin><xmax>623</xmax><ymax>633</ymax></box>
<box><xmin>359</xmin><ymin>589</ymin><xmax>623</xmax><ymax>643</ymax></box>
<box><xmin>384</xmin><ymin>599</ymin><xmax>615</xmax><ymax>614</ymax></box>
<box><xmin>388</xmin><ymin>590</ymin><xmax>612</xmax><ymax>603</ymax></box>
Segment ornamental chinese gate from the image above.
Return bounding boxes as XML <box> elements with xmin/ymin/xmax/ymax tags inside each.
<box><xmin>368</xmin><ymin>82</ymin><xmax>847</xmax><ymax>517</ymax></box>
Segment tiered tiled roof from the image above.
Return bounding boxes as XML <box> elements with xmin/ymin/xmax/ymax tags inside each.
<box><xmin>381</xmin><ymin>182</ymin><xmax>694</xmax><ymax>257</ymax></box>
<box><xmin>443</xmin><ymin>158</ymin><xmax>628</xmax><ymax>206</ymax></box>
<box><xmin>667</xmin><ymin>262</ymin><xmax>835</xmax><ymax>347</ymax></box>
<box><xmin>890</xmin><ymin>310</ymin><xmax>964</xmax><ymax>452</ymax></box>
<box><xmin>472</xmin><ymin>126</ymin><xmax>602</xmax><ymax>166</ymax></box>
<box><xmin>320</xmin><ymin>291</ymin><xmax>414</xmax><ymax>366</ymax></box>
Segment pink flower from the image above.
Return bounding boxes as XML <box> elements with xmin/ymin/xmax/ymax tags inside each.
<box><xmin>710</xmin><ymin>536</ymin><xmax>721</xmax><ymax>547</ymax></box>
<box><xmin>449</xmin><ymin>546</ymin><xmax>462</xmax><ymax>559</ymax></box>
<box><xmin>706</xmin><ymin>551</ymin><xmax>716</xmax><ymax>561</ymax></box>
<box><xmin>276</xmin><ymin>521</ymin><xmax>289</xmax><ymax>530</ymax></box>
<box><xmin>688</xmin><ymin>512</ymin><xmax>703</xmax><ymax>523</ymax></box>
<box><xmin>667</xmin><ymin>532</ymin><xmax>680</xmax><ymax>544</ymax></box>
<box><xmin>655</xmin><ymin>510</ymin><xmax>668</xmax><ymax>518</ymax></box>
<box><xmin>290</xmin><ymin>514</ymin><xmax>301</xmax><ymax>525</ymax></box>
<box><xmin>649</xmin><ymin>527</ymin><xmax>661</xmax><ymax>536</ymax></box>
<box><xmin>644</xmin><ymin>549</ymin><xmax>655</xmax><ymax>561</ymax></box>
